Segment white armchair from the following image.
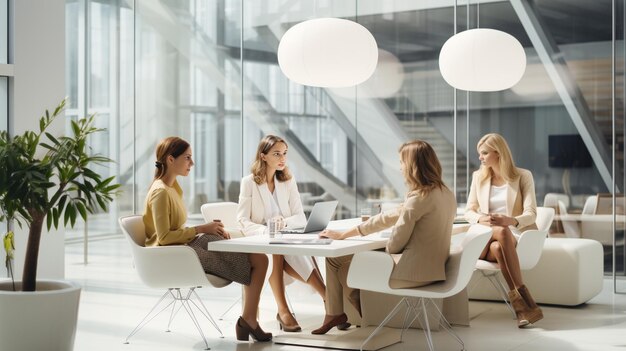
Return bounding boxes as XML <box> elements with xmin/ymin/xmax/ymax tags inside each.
<box><xmin>200</xmin><ymin>201</ymin><xmax>244</xmax><ymax>238</ymax></box>
<box><xmin>347</xmin><ymin>227</ymin><xmax>492</xmax><ymax>351</ymax></box>
<box><xmin>119</xmin><ymin>215</ymin><xmax>230</xmax><ymax>349</ymax></box>
<box><xmin>558</xmin><ymin>200</ymin><xmax>581</xmax><ymax>238</ymax></box>
<box><xmin>475</xmin><ymin>223</ymin><xmax>549</xmax><ymax>318</ymax></box>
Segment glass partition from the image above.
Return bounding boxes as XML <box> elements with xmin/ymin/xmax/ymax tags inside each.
<box><xmin>134</xmin><ymin>0</ymin><xmax>242</xmax><ymax>221</ymax></box>
<box><xmin>65</xmin><ymin>0</ymin><xmax>626</xmax><ymax>282</ymax></box>
<box><xmin>0</xmin><ymin>0</ymin><xmax>7</xmax><ymax>64</ymax></box>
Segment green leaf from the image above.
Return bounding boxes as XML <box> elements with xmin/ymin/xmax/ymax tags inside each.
<box><xmin>46</xmin><ymin>209</ymin><xmax>53</xmax><ymax>230</ymax></box>
<box><xmin>76</xmin><ymin>201</ymin><xmax>87</xmax><ymax>221</ymax></box>
<box><xmin>44</xmin><ymin>133</ymin><xmax>60</xmax><ymax>146</ymax></box>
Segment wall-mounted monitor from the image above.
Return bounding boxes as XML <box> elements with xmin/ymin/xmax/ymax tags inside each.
<box><xmin>548</xmin><ymin>134</ymin><xmax>592</xmax><ymax>168</ymax></box>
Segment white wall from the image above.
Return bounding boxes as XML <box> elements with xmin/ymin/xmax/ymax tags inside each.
<box><xmin>10</xmin><ymin>0</ymin><xmax>65</xmax><ymax>280</ymax></box>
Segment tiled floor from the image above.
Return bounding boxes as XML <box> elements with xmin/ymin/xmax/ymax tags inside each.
<box><xmin>67</xmin><ymin>237</ymin><xmax>626</xmax><ymax>351</ymax></box>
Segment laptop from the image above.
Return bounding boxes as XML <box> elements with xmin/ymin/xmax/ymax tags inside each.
<box><xmin>280</xmin><ymin>200</ymin><xmax>339</xmax><ymax>234</ymax></box>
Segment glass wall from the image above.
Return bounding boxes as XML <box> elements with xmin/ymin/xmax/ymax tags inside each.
<box><xmin>1</xmin><ymin>0</ymin><xmax>8</xmax><ymax>278</ymax></box>
<box><xmin>66</xmin><ymin>0</ymin><xmax>626</xmax><ymax>278</ymax></box>
<box><xmin>65</xmin><ymin>0</ymin><xmax>134</xmax><ymax>243</ymax></box>
<box><xmin>0</xmin><ymin>0</ymin><xmax>7</xmax><ymax>64</ymax></box>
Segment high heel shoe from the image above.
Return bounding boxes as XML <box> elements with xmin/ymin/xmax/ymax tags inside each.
<box><xmin>276</xmin><ymin>313</ymin><xmax>302</xmax><ymax>332</ymax></box>
<box><xmin>311</xmin><ymin>313</ymin><xmax>348</xmax><ymax>335</ymax></box>
<box><xmin>235</xmin><ymin>317</ymin><xmax>272</xmax><ymax>342</ymax></box>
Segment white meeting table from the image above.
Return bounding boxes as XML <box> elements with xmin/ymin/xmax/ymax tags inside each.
<box><xmin>209</xmin><ymin>218</ymin><xmax>470</xmax><ymax>257</ymax></box>
<box><xmin>208</xmin><ymin>218</ymin><xmax>387</xmax><ymax>257</ymax></box>
<box><xmin>207</xmin><ymin>218</ymin><xmax>471</xmax><ymax>351</ymax></box>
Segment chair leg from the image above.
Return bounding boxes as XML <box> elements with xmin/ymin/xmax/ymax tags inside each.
<box><xmin>407</xmin><ymin>298</ymin><xmax>434</xmax><ymax>351</ymax></box>
<box><xmin>124</xmin><ymin>289</ymin><xmax>177</xmax><ymax>344</ymax></box>
<box><xmin>178</xmin><ymin>289</ymin><xmax>210</xmax><ymax>350</ymax></box>
<box><xmin>483</xmin><ymin>271</ymin><xmax>516</xmax><ymax>319</ymax></box>
<box><xmin>191</xmin><ymin>288</ymin><xmax>225</xmax><ymax>338</ymax></box>
<box><xmin>218</xmin><ymin>296</ymin><xmax>242</xmax><ymax>320</ymax></box>
<box><xmin>428</xmin><ymin>299</ymin><xmax>465</xmax><ymax>350</ymax></box>
<box><xmin>124</xmin><ymin>288</ymin><xmax>222</xmax><ymax>350</ymax></box>
<box><xmin>166</xmin><ymin>290</ymin><xmax>185</xmax><ymax>332</ymax></box>
<box><xmin>359</xmin><ymin>297</ymin><xmax>408</xmax><ymax>351</ymax></box>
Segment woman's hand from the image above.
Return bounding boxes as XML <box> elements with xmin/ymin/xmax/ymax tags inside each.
<box><xmin>489</xmin><ymin>213</ymin><xmax>518</xmax><ymax>227</ymax></box>
<box><xmin>478</xmin><ymin>215</ymin><xmax>492</xmax><ymax>226</ymax></box>
<box><xmin>319</xmin><ymin>229</ymin><xmax>345</xmax><ymax>240</ymax></box>
<box><xmin>197</xmin><ymin>221</ymin><xmax>230</xmax><ymax>239</ymax></box>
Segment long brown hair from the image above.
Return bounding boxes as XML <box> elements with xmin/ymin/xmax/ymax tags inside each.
<box><xmin>251</xmin><ymin>135</ymin><xmax>292</xmax><ymax>185</ymax></box>
<box><xmin>153</xmin><ymin>136</ymin><xmax>190</xmax><ymax>180</ymax></box>
<box><xmin>477</xmin><ymin>133</ymin><xmax>519</xmax><ymax>183</ymax></box>
<box><xmin>399</xmin><ymin>140</ymin><xmax>447</xmax><ymax>197</ymax></box>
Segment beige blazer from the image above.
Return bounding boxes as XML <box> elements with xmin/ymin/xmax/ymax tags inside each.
<box><xmin>237</xmin><ymin>174</ymin><xmax>307</xmax><ymax>236</ymax></box>
<box><xmin>464</xmin><ymin>168</ymin><xmax>538</xmax><ymax>232</ymax></box>
<box><xmin>359</xmin><ymin>187</ymin><xmax>457</xmax><ymax>284</ymax></box>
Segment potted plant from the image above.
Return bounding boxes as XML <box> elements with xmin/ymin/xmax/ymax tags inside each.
<box><xmin>0</xmin><ymin>99</ymin><xmax>120</xmax><ymax>350</ymax></box>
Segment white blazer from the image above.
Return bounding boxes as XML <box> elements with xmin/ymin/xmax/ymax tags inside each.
<box><xmin>237</xmin><ymin>174</ymin><xmax>307</xmax><ymax>236</ymax></box>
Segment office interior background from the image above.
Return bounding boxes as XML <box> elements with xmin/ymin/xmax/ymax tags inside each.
<box><xmin>1</xmin><ymin>0</ymin><xmax>626</xmax><ymax>283</ymax></box>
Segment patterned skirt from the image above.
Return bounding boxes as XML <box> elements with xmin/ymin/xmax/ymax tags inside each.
<box><xmin>187</xmin><ymin>234</ymin><xmax>252</xmax><ymax>285</ymax></box>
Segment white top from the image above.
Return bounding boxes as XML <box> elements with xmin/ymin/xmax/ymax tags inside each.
<box><xmin>489</xmin><ymin>184</ymin><xmax>507</xmax><ymax>214</ymax></box>
<box><xmin>267</xmin><ymin>186</ymin><xmax>281</xmax><ymax>221</ymax></box>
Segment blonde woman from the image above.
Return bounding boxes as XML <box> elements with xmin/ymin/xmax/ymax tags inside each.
<box><xmin>237</xmin><ymin>135</ymin><xmax>326</xmax><ymax>332</ymax></box>
<box><xmin>314</xmin><ymin>140</ymin><xmax>456</xmax><ymax>334</ymax></box>
<box><xmin>143</xmin><ymin>137</ymin><xmax>271</xmax><ymax>342</ymax></box>
<box><xmin>464</xmin><ymin>133</ymin><xmax>543</xmax><ymax>327</ymax></box>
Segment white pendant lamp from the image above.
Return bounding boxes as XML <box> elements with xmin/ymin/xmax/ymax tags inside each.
<box><xmin>277</xmin><ymin>18</ymin><xmax>378</xmax><ymax>88</ymax></box>
<box><xmin>439</xmin><ymin>28</ymin><xmax>526</xmax><ymax>92</ymax></box>
<box><xmin>331</xmin><ymin>49</ymin><xmax>405</xmax><ymax>98</ymax></box>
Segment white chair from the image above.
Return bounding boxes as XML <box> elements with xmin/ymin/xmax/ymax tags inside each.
<box><xmin>558</xmin><ymin>200</ymin><xmax>581</xmax><ymax>238</ymax></box>
<box><xmin>347</xmin><ymin>227</ymin><xmax>492</xmax><ymax>351</ymax></box>
<box><xmin>543</xmin><ymin>192</ymin><xmax>569</xmax><ymax>209</ymax></box>
<box><xmin>582</xmin><ymin>195</ymin><xmax>597</xmax><ymax>215</ymax></box>
<box><xmin>535</xmin><ymin>206</ymin><xmax>555</xmax><ymax>232</ymax></box>
<box><xmin>200</xmin><ymin>201</ymin><xmax>243</xmax><ymax>238</ymax></box>
<box><xmin>119</xmin><ymin>215</ymin><xmax>230</xmax><ymax>349</ymax></box>
<box><xmin>543</xmin><ymin>194</ymin><xmax>565</xmax><ymax>233</ymax></box>
<box><xmin>475</xmin><ymin>209</ymin><xmax>550</xmax><ymax>318</ymax></box>
<box><xmin>581</xmin><ymin>193</ymin><xmax>625</xmax><ymax>245</ymax></box>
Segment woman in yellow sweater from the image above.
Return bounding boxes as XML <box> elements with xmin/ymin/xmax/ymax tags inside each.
<box><xmin>143</xmin><ymin>136</ymin><xmax>271</xmax><ymax>342</ymax></box>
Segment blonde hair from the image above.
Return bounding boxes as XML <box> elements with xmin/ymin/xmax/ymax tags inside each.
<box><xmin>153</xmin><ymin>136</ymin><xmax>190</xmax><ymax>180</ymax></box>
<box><xmin>251</xmin><ymin>135</ymin><xmax>292</xmax><ymax>185</ymax></box>
<box><xmin>477</xmin><ymin>133</ymin><xmax>519</xmax><ymax>183</ymax></box>
<box><xmin>398</xmin><ymin>140</ymin><xmax>447</xmax><ymax>197</ymax></box>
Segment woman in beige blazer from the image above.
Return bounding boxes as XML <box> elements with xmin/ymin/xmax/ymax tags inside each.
<box><xmin>312</xmin><ymin>140</ymin><xmax>456</xmax><ymax>335</ymax></box>
<box><xmin>464</xmin><ymin>133</ymin><xmax>542</xmax><ymax>328</ymax></box>
<box><xmin>237</xmin><ymin>135</ymin><xmax>326</xmax><ymax>332</ymax></box>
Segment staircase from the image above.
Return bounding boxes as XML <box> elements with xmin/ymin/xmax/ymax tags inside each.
<box><xmin>568</xmin><ymin>58</ymin><xmax>625</xmax><ymax>173</ymax></box>
<box><xmin>399</xmin><ymin>120</ymin><xmax>469</xmax><ymax>197</ymax></box>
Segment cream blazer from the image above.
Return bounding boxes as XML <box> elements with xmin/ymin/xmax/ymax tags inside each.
<box><xmin>464</xmin><ymin>168</ymin><xmax>538</xmax><ymax>232</ymax></box>
<box><xmin>359</xmin><ymin>187</ymin><xmax>457</xmax><ymax>284</ymax></box>
<box><xmin>237</xmin><ymin>174</ymin><xmax>307</xmax><ymax>236</ymax></box>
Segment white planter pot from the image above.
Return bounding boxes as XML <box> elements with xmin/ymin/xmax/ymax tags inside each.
<box><xmin>0</xmin><ymin>280</ymin><xmax>81</xmax><ymax>351</ymax></box>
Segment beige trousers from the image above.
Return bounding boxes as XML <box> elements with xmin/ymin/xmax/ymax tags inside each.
<box><xmin>325</xmin><ymin>255</ymin><xmax>361</xmax><ymax>316</ymax></box>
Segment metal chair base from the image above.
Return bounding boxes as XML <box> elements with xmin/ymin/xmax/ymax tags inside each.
<box><xmin>360</xmin><ymin>297</ymin><xmax>465</xmax><ymax>351</ymax></box>
<box><xmin>124</xmin><ymin>287</ymin><xmax>223</xmax><ymax>350</ymax></box>
<box><xmin>478</xmin><ymin>270</ymin><xmax>517</xmax><ymax>319</ymax></box>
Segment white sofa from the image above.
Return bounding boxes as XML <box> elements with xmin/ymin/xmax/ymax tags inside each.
<box><xmin>468</xmin><ymin>238</ymin><xmax>603</xmax><ymax>306</ymax></box>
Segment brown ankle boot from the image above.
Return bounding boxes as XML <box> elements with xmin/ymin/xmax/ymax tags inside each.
<box><xmin>517</xmin><ymin>285</ymin><xmax>543</xmax><ymax>326</ymax></box>
<box><xmin>507</xmin><ymin>288</ymin><xmax>530</xmax><ymax>327</ymax></box>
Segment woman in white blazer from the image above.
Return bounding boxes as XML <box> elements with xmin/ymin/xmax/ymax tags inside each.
<box><xmin>237</xmin><ymin>135</ymin><xmax>327</xmax><ymax>332</ymax></box>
